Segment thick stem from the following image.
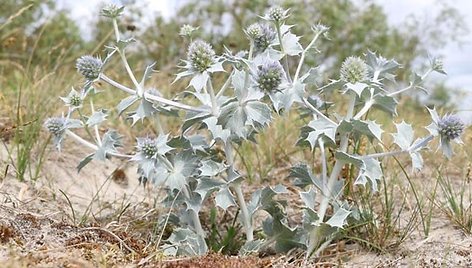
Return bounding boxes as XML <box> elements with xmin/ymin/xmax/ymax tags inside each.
<box><xmin>157</xmin><ymin>154</ymin><xmax>205</xmax><ymax>238</ymax></box>
<box><xmin>207</xmin><ymin>78</ymin><xmax>218</xmax><ymax>115</ymax></box>
<box><xmin>240</xmin><ymin>41</ymin><xmax>254</xmax><ymax>102</ymax></box>
<box><xmin>225</xmin><ymin>142</ymin><xmax>253</xmax><ymax>241</ymax></box>
<box><xmin>112</xmin><ymin>19</ymin><xmax>120</xmax><ymax>42</ymax></box>
<box><xmin>319</xmin><ymin>139</ymin><xmax>328</xmax><ymax>194</ymax></box>
<box><xmin>308</xmin><ymin>93</ymin><xmax>356</xmax><ymax>257</ymax></box>
<box><xmin>90</xmin><ymin>100</ymin><xmax>102</xmax><ymax>146</ymax></box>
<box><xmin>100</xmin><ymin>74</ymin><xmax>204</xmax><ymax>112</ymax></box>
<box><xmin>233</xmin><ymin>183</ymin><xmax>254</xmax><ymax>241</ymax></box>
<box><xmin>353</xmin><ymin>99</ymin><xmax>373</xmax><ymax>120</ymax></box>
<box><xmin>275</xmin><ymin>22</ymin><xmax>292</xmax><ymax>83</ymax></box>
<box><xmin>182</xmin><ymin>186</ymin><xmax>205</xmax><ymax>237</ymax></box>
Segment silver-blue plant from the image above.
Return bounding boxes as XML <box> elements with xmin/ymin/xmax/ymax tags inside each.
<box><xmin>76</xmin><ymin>55</ymin><xmax>103</xmax><ymax>81</ymax></box>
<box><xmin>256</xmin><ymin>60</ymin><xmax>284</xmax><ymax>93</ymax></box>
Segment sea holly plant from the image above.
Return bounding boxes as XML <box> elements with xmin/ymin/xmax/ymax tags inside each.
<box><xmin>44</xmin><ymin>4</ymin><xmax>467</xmax><ymax>258</ymax></box>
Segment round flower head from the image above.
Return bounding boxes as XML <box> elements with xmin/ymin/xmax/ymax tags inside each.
<box><xmin>187</xmin><ymin>40</ymin><xmax>216</xmax><ymax>73</ymax></box>
<box><xmin>438</xmin><ymin>115</ymin><xmax>464</xmax><ymax>141</ymax></box>
<box><xmin>256</xmin><ymin>60</ymin><xmax>284</xmax><ymax>93</ymax></box>
<box><xmin>246</xmin><ymin>23</ymin><xmax>262</xmax><ymax>39</ymax></box>
<box><xmin>101</xmin><ymin>4</ymin><xmax>124</xmax><ymax>18</ymax></box>
<box><xmin>69</xmin><ymin>95</ymin><xmax>82</xmax><ymax>107</ymax></box>
<box><xmin>268</xmin><ymin>6</ymin><xmax>285</xmax><ymax>22</ymax></box>
<box><xmin>61</xmin><ymin>88</ymin><xmax>83</xmax><ymax>108</ymax></box>
<box><xmin>179</xmin><ymin>24</ymin><xmax>197</xmax><ymax>37</ymax></box>
<box><xmin>431</xmin><ymin>57</ymin><xmax>446</xmax><ymax>74</ymax></box>
<box><xmin>340</xmin><ymin>56</ymin><xmax>369</xmax><ymax>84</ymax></box>
<box><xmin>137</xmin><ymin>138</ymin><xmax>158</xmax><ymax>159</ymax></box>
<box><xmin>252</xmin><ymin>24</ymin><xmax>276</xmax><ymax>53</ymax></box>
<box><xmin>76</xmin><ymin>55</ymin><xmax>103</xmax><ymax>81</ymax></box>
<box><xmin>44</xmin><ymin>117</ymin><xmax>66</xmax><ymax>136</ymax></box>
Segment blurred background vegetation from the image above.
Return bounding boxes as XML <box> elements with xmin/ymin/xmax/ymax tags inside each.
<box><xmin>0</xmin><ymin>0</ymin><xmax>467</xmax><ymax>180</ymax></box>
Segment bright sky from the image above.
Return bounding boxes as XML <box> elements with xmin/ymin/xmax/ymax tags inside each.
<box><xmin>57</xmin><ymin>0</ymin><xmax>472</xmax><ymax>109</ymax></box>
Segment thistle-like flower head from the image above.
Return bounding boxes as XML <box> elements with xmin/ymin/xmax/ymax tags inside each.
<box><xmin>252</xmin><ymin>23</ymin><xmax>276</xmax><ymax>53</ymax></box>
<box><xmin>134</xmin><ymin>135</ymin><xmax>173</xmax><ymax>161</ymax></box>
<box><xmin>427</xmin><ymin>108</ymin><xmax>466</xmax><ymax>159</ymax></box>
<box><xmin>61</xmin><ymin>87</ymin><xmax>83</xmax><ymax>109</ymax></box>
<box><xmin>340</xmin><ymin>56</ymin><xmax>369</xmax><ymax>84</ymax></box>
<box><xmin>256</xmin><ymin>60</ymin><xmax>285</xmax><ymax>93</ymax></box>
<box><xmin>101</xmin><ymin>4</ymin><xmax>124</xmax><ymax>19</ymax></box>
<box><xmin>431</xmin><ymin>57</ymin><xmax>446</xmax><ymax>75</ymax></box>
<box><xmin>187</xmin><ymin>40</ymin><xmax>216</xmax><ymax>73</ymax></box>
<box><xmin>76</xmin><ymin>55</ymin><xmax>103</xmax><ymax>81</ymax></box>
<box><xmin>438</xmin><ymin>115</ymin><xmax>464</xmax><ymax>141</ymax></box>
<box><xmin>44</xmin><ymin>116</ymin><xmax>82</xmax><ymax>150</ymax></box>
<box><xmin>179</xmin><ymin>24</ymin><xmax>198</xmax><ymax>37</ymax></box>
<box><xmin>246</xmin><ymin>23</ymin><xmax>262</xmax><ymax>39</ymax></box>
<box><xmin>44</xmin><ymin>117</ymin><xmax>66</xmax><ymax>137</ymax></box>
<box><xmin>138</xmin><ymin>138</ymin><xmax>159</xmax><ymax>159</ymax></box>
<box><xmin>266</xmin><ymin>6</ymin><xmax>289</xmax><ymax>22</ymax></box>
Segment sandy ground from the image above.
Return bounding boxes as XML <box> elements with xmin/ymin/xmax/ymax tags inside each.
<box><xmin>1</xmin><ymin>140</ymin><xmax>472</xmax><ymax>267</ymax></box>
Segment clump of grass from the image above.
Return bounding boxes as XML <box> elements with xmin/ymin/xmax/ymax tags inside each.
<box><xmin>344</xmin><ymin>173</ymin><xmax>420</xmax><ymax>252</ymax></box>
<box><xmin>436</xmin><ymin>165</ymin><xmax>472</xmax><ymax>234</ymax></box>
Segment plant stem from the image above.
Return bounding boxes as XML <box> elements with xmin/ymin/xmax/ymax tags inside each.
<box><xmin>240</xmin><ymin>41</ymin><xmax>254</xmax><ymax>102</ymax></box>
<box><xmin>112</xmin><ymin>19</ymin><xmax>120</xmax><ymax>42</ymax></box>
<box><xmin>294</xmin><ymin>31</ymin><xmax>322</xmax><ymax>82</ymax></box>
<box><xmin>233</xmin><ymin>183</ymin><xmax>254</xmax><ymax>241</ymax></box>
<box><xmin>207</xmin><ymin>78</ymin><xmax>218</xmax><ymax>115</ymax></box>
<box><xmin>353</xmin><ymin>99</ymin><xmax>373</xmax><ymax>120</ymax></box>
<box><xmin>225</xmin><ymin>142</ymin><xmax>253</xmax><ymax>241</ymax></box>
<box><xmin>319</xmin><ymin>138</ymin><xmax>328</xmax><ymax>195</ymax></box>
<box><xmin>308</xmin><ymin>92</ymin><xmax>356</xmax><ymax>256</ymax></box>
<box><xmin>215</xmin><ymin>70</ymin><xmax>234</xmax><ymax>99</ymax></box>
<box><xmin>302</xmin><ymin>97</ymin><xmax>337</xmax><ymax>125</ymax></box>
<box><xmin>275</xmin><ymin>22</ymin><xmax>291</xmax><ymax>82</ymax></box>
<box><xmin>156</xmin><ymin>154</ymin><xmax>205</xmax><ymax>238</ymax></box>
<box><xmin>100</xmin><ymin>74</ymin><xmax>204</xmax><ymax>112</ymax></box>
<box><xmin>90</xmin><ymin>100</ymin><xmax>102</xmax><ymax>146</ymax></box>
<box><xmin>387</xmin><ymin>68</ymin><xmax>433</xmax><ymax>97</ymax></box>
<box><xmin>361</xmin><ymin>150</ymin><xmax>405</xmax><ymax>159</ymax></box>
<box><xmin>182</xmin><ymin>186</ymin><xmax>206</xmax><ymax>237</ymax></box>
<box><xmin>65</xmin><ymin>130</ymin><xmax>131</xmax><ymax>159</ymax></box>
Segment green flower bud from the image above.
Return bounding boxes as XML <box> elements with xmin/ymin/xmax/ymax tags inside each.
<box><xmin>187</xmin><ymin>40</ymin><xmax>216</xmax><ymax>73</ymax></box>
<box><xmin>179</xmin><ymin>24</ymin><xmax>198</xmax><ymax>37</ymax></box>
<box><xmin>138</xmin><ymin>138</ymin><xmax>158</xmax><ymax>158</ymax></box>
<box><xmin>101</xmin><ymin>4</ymin><xmax>124</xmax><ymax>19</ymax></box>
<box><xmin>268</xmin><ymin>6</ymin><xmax>285</xmax><ymax>22</ymax></box>
<box><xmin>340</xmin><ymin>56</ymin><xmax>368</xmax><ymax>84</ymax></box>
